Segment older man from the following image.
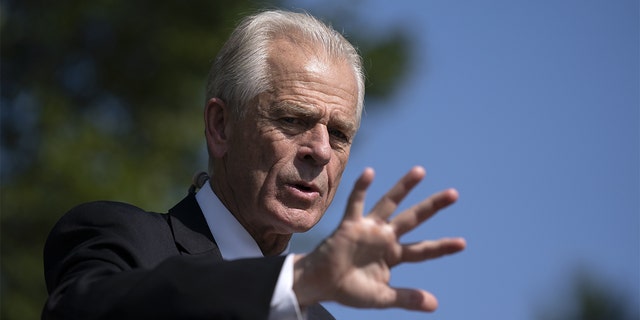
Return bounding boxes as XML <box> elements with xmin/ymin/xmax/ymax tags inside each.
<box><xmin>43</xmin><ymin>10</ymin><xmax>465</xmax><ymax>320</ymax></box>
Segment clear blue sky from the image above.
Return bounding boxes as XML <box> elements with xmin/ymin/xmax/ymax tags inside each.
<box><xmin>287</xmin><ymin>1</ymin><xmax>639</xmax><ymax>319</ymax></box>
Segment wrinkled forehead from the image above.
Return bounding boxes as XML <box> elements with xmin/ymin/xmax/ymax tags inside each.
<box><xmin>266</xmin><ymin>38</ymin><xmax>359</xmax><ymax>112</ymax></box>
<box><xmin>266</xmin><ymin>37</ymin><xmax>338</xmax><ymax>75</ymax></box>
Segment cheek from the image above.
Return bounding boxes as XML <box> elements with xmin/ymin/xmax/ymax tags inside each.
<box><xmin>325</xmin><ymin>151</ymin><xmax>350</xmax><ymax>197</ymax></box>
<box><xmin>256</xmin><ymin>125</ymin><xmax>297</xmax><ymax>156</ymax></box>
<box><xmin>331</xmin><ymin>150</ymin><xmax>350</xmax><ymax>177</ymax></box>
<box><xmin>241</xmin><ymin>137</ymin><xmax>298</xmax><ymax>194</ymax></box>
<box><xmin>234</xmin><ymin>129</ymin><xmax>284</xmax><ymax>167</ymax></box>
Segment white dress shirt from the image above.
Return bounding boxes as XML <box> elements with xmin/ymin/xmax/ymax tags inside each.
<box><xmin>195</xmin><ymin>182</ymin><xmax>305</xmax><ymax>320</ymax></box>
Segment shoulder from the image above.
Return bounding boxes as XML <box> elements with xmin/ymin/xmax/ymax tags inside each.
<box><xmin>58</xmin><ymin>200</ymin><xmax>166</xmax><ymax>228</ymax></box>
<box><xmin>44</xmin><ymin>201</ymin><xmax>177</xmax><ymax>275</ymax></box>
<box><xmin>46</xmin><ymin>200</ymin><xmax>173</xmax><ymax>252</ymax></box>
<box><xmin>43</xmin><ymin>201</ymin><xmax>178</xmax><ymax>292</ymax></box>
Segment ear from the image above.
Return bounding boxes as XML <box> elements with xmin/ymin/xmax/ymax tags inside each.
<box><xmin>204</xmin><ymin>97</ymin><xmax>230</xmax><ymax>158</ymax></box>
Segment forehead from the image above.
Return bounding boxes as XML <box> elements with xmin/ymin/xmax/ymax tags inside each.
<box><xmin>265</xmin><ymin>38</ymin><xmax>359</xmax><ymax>120</ymax></box>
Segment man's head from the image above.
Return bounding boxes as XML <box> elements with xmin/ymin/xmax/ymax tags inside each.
<box><xmin>204</xmin><ymin>10</ymin><xmax>364</xmax><ymax>253</ymax></box>
<box><xmin>206</xmin><ymin>10</ymin><xmax>364</xmax><ymax>121</ymax></box>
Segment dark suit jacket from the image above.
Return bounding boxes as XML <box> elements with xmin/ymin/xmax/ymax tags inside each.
<box><xmin>42</xmin><ymin>192</ymin><xmax>334</xmax><ymax>320</ymax></box>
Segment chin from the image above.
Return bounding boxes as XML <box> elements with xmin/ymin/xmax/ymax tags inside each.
<box><xmin>276</xmin><ymin>208</ymin><xmax>324</xmax><ymax>233</ymax></box>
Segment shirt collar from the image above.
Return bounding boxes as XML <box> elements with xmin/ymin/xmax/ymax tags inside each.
<box><xmin>195</xmin><ymin>182</ymin><xmax>289</xmax><ymax>260</ymax></box>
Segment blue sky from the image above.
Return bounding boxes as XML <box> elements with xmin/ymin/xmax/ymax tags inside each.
<box><xmin>287</xmin><ymin>1</ymin><xmax>639</xmax><ymax>319</ymax></box>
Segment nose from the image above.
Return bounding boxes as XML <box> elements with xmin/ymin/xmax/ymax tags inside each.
<box><xmin>298</xmin><ymin>124</ymin><xmax>331</xmax><ymax>166</ymax></box>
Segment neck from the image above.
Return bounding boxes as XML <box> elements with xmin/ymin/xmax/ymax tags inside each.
<box><xmin>209</xmin><ymin>178</ymin><xmax>292</xmax><ymax>257</ymax></box>
<box><xmin>256</xmin><ymin>233</ymin><xmax>292</xmax><ymax>256</ymax></box>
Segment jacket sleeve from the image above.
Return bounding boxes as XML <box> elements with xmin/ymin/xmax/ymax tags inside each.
<box><xmin>42</xmin><ymin>201</ymin><xmax>285</xmax><ymax>320</ymax></box>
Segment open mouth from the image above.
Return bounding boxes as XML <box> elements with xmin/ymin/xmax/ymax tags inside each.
<box><xmin>285</xmin><ymin>182</ymin><xmax>320</xmax><ymax>202</ymax></box>
<box><xmin>294</xmin><ymin>184</ymin><xmax>314</xmax><ymax>192</ymax></box>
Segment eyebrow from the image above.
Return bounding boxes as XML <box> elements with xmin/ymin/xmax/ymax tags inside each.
<box><xmin>271</xmin><ymin>101</ymin><xmax>357</xmax><ymax>135</ymax></box>
<box><xmin>271</xmin><ymin>101</ymin><xmax>319</xmax><ymax>119</ymax></box>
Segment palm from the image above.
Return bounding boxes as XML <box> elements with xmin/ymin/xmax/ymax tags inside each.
<box><xmin>327</xmin><ymin>218</ymin><xmax>400</xmax><ymax>308</ymax></box>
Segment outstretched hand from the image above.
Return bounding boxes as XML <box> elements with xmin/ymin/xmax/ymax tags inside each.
<box><xmin>293</xmin><ymin>166</ymin><xmax>466</xmax><ymax>311</ymax></box>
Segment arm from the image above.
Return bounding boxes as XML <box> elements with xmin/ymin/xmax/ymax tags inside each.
<box><xmin>43</xmin><ymin>202</ymin><xmax>284</xmax><ymax>320</ymax></box>
<box><xmin>293</xmin><ymin>166</ymin><xmax>466</xmax><ymax>311</ymax></box>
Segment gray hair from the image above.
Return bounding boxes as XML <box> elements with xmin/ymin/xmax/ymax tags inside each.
<box><xmin>205</xmin><ymin>10</ymin><xmax>365</xmax><ymax>124</ymax></box>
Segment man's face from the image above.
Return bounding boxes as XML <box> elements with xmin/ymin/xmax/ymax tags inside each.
<box><xmin>220</xmin><ymin>39</ymin><xmax>359</xmax><ymax>238</ymax></box>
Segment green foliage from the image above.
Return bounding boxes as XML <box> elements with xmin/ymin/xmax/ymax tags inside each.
<box><xmin>360</xmin><ymin>32</ymin><xmax>410</xmax><ymax>98</ymax></box>
<box><xmin>536</xmin><ymin>269</ymin><xmax>639</xmax><ymax>320</ymax></box>
<box><xmin>0</xmin><ymin>0</ymin><xmax>410</xmax><ymax>318</ymax></box>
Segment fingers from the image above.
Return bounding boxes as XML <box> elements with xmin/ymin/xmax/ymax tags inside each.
<box><xmin>390</xmin><ymin>188</ymin><xmax>459</xmax><ymax>236</ymax></box>
<box><xmin>378</xmin><ymin>239</ymin><xmax>466</xmax><ymax>311</ymax></box>
<box><xmin>368</xmin><ymin>166</ymin><xmax>426</xmax><ymax>221</ymax></box>
<box><xmin>343</xmin><ymin>167</ymin><xmax>375</xmax><ymax>221</ymax></box>
<box><xmin>399</xmin><ymin>238</ymin><xmax>467</xmax><ymax>264</ymax></box>
<box><xmin>381</xmin><ymin>287</ymin><xmax>439</xmax><ymax>312</ymax></box>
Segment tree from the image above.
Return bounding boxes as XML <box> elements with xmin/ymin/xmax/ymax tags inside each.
<box><xmin>536</xmin><ymin>268</ymin><xmax>639</xmax><ymax>320</ymax></box>
<box><xmin>0</xmin><ymin>1</ymin><xmax>409</xmax><ymax>318</ymax></box>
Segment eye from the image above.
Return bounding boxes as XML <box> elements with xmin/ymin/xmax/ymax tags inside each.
<box><xmin>329</xmin><ymin>128</ymin><xmax>349</xmax><ymax>143</ymax></box>
<box><xmin>278</xmin><ymin>117</ymin><xmax>310</xmax><ymax>134</ymax></box>
<box><xmin>281</xmin><ymin>117</ymin><xmax>301</xmax><ymax>125</ymax></box>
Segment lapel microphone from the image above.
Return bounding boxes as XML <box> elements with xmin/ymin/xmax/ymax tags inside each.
<box><xmin>189</xmin><ymin>171</ymin><xmax>210</xmax><ymax>194</ymax></box>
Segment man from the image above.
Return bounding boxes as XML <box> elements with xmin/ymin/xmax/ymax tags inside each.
<box><xmin>43</xmin><ymin>10</ymin><xmax>466</xmax><ymax>319</ymax></box>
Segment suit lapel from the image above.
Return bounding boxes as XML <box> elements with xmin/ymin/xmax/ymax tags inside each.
<box><xmin>168</xmin><ymin>192</ymin><xmax>335</xmax><ymax>319</ymax></box>
<box><xmin>167</xmin><ymin>192</ymin><xmax>222</xmax><ymax>259</ymax></box>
